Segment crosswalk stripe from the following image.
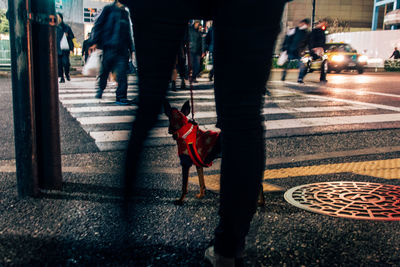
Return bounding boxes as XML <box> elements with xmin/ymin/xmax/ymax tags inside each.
<box><xmin>68</xmin><ymin>106</ymin><xmax>137</xmax><ymax>113</ymax></box>
<box><xmin>90</xmin><ymin>123</ymin><xmax>221</xmax><ymax>142</ymax></box>
<box><xmin>74</xmin><ymin>106</ymin><xmax>372</xmax><ymax>125</ymax></box>
<box><xmin>89</xmin><ymin>112</ymin><xmax>400</xmax><ymax>143</ymax></box>
<box><xmin>266</xmin><ymin>113</ymin><xmax>400</xmax><ymax>130</ymax></box>
<box><xmin>59</xmin><ymin>78</ymin><xmax>400</xmax><ymax>151</ymax></box>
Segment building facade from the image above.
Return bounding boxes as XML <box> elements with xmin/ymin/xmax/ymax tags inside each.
<box><xmin>286</xmin><ymin>0</ymin><xmax>375</xmax><ymax>32</ymax></box>
<box><xmin>56</xmin><ymin>0</ymin><xmax>113</xmax><ymax>44</ymax></box>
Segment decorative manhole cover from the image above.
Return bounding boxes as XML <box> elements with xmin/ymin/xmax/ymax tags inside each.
<box><xmin>284</xmin><ymin>181</ymin><xmax>400</xmax><ymax>221</ymax></box>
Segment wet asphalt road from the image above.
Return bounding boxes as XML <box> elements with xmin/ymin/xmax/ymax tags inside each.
<box><xmin>1</xmin><ymin>71</ymin><xmax>400</xmax><ymax>266</ymax></box>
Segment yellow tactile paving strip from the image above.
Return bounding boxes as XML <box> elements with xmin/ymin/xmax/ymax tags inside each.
<box><xmin>190</xmin><ymin>158</ymin><xmax>400</xmax><ymax>192</ymax></box>
<box><xmin>264</xmin><ymin>158</ymin><xmax>400</xmax><ymax>180</ymax></box>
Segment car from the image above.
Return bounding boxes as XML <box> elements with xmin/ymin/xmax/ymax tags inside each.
<box><xmin>301</xmin><ymin>42</ymin><xmax>368</xmax><ymax>74</ymax></box>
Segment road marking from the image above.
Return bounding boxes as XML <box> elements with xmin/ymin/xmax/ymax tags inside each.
<box><xmin>75</xmin><ymin>106</ymin><xmax>371</xmax><ymax>125</ymax></box>
<box><xmin>60</xmin><ymin>99</ymin><xmax>117</xmax><ymax>104</ymax></box>
<box><xmin>280</xmin><ymin>82</ymin><xmax>400</xmax><ymax>112</ymax></box>
<box><xmin>68</xmin><ymin>106</ymin><xmax>137</xmax><ymax>113</ymax></box>
<box><xmin>262</xmin><ymin>158</ymin><xmax>400</xmax><ymax>180</ymax></box>
<box><xmin>281</xmin><ymin>81</ymin><xmax>400</xmax><ymax>99</ymax></box>
<box><xmin>87</xmin><ymin>112</ymin><xmax>400</xmax><ymax>142</ymax></box>
<box><xmin>59</xmin><ymin>93</ymin><xmax>138</xmax><ymax>98</ymax></box>
<box><xmin>266</xmin><ymin>113</ymin><xmax>400</xmax><ymax>130</ymax></box>
<box><xmin>200</xmin><ymin>158</ymin><xmax>400</xmax><ymax>191</ymax></box>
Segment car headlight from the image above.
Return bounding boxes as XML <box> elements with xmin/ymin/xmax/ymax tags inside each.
<box><xmin>358</xmin><ymin>55</ymin><xmax>368</xmax><ymax>63</ymax></box>
<box><xmin>331</xmin><ymin>55</ymin><xmax>345</xmax><ymax>62</ymax></box>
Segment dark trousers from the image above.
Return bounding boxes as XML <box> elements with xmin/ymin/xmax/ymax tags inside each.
<box><xmin>124</xmin><ymin>0</ymin><xmax>286</xmax><ymax>258</ymax></box>
<box><xmin>58</xmin><ymin>51</ymin><xmax>70</xmax><ymax>78</ymax></box>
<box><xmin>190</xmin><ymin>52</ymin><xmax>201</xmax><ymax>79</ymax></box>
<box><xmin>209</xmin><ymin>52</ymin><xmax>214</xmax><ymax>80</ymax></box>
<box><xmin>176</xmin><ymin>52</ymin><xmax>187</xmax><ymax>80</ymax></box>
<box><xmin>97</xmin><ymin>49</ymin><xmax>129</xmax><ymax>100</ymax></box>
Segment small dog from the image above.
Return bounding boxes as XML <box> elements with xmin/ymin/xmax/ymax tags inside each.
<box><xmin>164</xmin><ymin>100</ymin><xmax>265</xmax><ymax>206</ymax></box>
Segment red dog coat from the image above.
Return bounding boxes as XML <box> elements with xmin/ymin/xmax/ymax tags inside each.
<box><xmin>171</xmin><ymin>110</ymin><xmax>219</xmax><ymax>167</ymax></box>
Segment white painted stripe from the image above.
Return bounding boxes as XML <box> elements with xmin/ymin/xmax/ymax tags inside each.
<box><xmin>75</xmin><ymin>105</ymin><xmax>371</xmax><ymax>125</ymax></box>
<box><xmin>169</xmin><ymin>89</ymin><xmax>213</xmax><ymax>95</ymax></box>
<box><xmin>300</xmin><ymin>93</ymin><xmax>400</xmax><ymax>112</ymax></box>
<box><xmin>59</xmin><ymin>89</ymin><xmax>138</xmax><ymax>93</ymax></box>
<box><xmin>91</xmin><ymin>124</ymin><xmax>221</xmax><ymax>142</ymax></box>
<box><xmin>60</xmin><ymin>99</ymin><xmax>117</xmax><ymax>104</ymax></box>
<box><xmin>59</xmin><ymin>93</ymin><xmax>214</xmax><ymax>100</ymax></box>
<box><xmin>59</xmin><ymin>93</ymin><xmax>138</xmax><ymax>98</ymax></box>
<box><xmin>282</xmin><ymin>81</ymin><xmax>400</xmax><ymax>99</ymax></box>
<box><xmin>266</xmin><ymin>113</ymin><xmax>400</xmax><ymax>130</ymax></box>
<box><xmin>68</xmin><ymin>106</ymin><xmax>137</xmax><ymax>113</ymax></box>
<box><xmin>78</xmin><ymin>116</ymin><xmax>134</xmax><ymax>125</ymax></box>
<box><xmin>88</xmin><ymin>113</ymin><xmax>400</xmax><ymax>143</ymax></box>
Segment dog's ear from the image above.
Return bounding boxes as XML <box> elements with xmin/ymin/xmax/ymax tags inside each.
<box><xmin>181</xmin><ymin>100</ymin><xmax>191</xmax><ymax>116</ymax></box>
<box><xmin>164</xmin><ymin>100</ymin><xmax>172</xmax><ymax>118</ymax></box>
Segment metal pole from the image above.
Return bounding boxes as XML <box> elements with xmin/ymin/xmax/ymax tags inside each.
<box><xmin>8</xmin><ymin>0</ymin><xmax>40</xmax><ymax>197</ymax></box>
<box><xmin>30</xmin><ymin>0</ymin><xmax>62</xmax><ymax>190</ymax></box>
<box><xmin>312</xmin><ymin>0</ymin><xmax>316</xmax><ymax>28</ymax></box>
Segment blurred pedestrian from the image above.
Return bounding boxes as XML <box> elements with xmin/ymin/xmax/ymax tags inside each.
<box><xmin>56</xmin><ymin>13</ymin><xmax>74</xmax><ymax>83</ymax></box>
<box><xmin>82</xmin><ymin>32</ymin><xmax>91</xmax><ymax>63</ymax></box>
<box><xmin>205</xmin><ymin>22</ymin><xmax>214</xmax><ymax>81</ymax></box>
<box><xmin>122</xmin><ymin>0</ymin><xmax>289</xmax><ymax>266</ymax></box>
<box><xmin>170</xmin><ymin>31</ymin><xmax>189</xmax><ymax>91</ymax></box>
<box><xmin>390</xmin><ymin>47</ymin><xmax>400</xmax><ymax>59</ymax></box>
<box><xmin>189</xmin><ymin>20</ymin><xmax>203</xmax><ymax>83</ymax></box>
<box><xmin>90</xmin><ymin>0</ymin><xmax>136</xmax><ymax>105</ymax></box>
<box><xmin>298</xmin><ymin>19</ymin><xmax>327</xmax><ymax>83</ymax></box>
<box><xmin>281</xmin><ymin>18</ymin><xmax>310</xmax><ymax>81</ymax></box>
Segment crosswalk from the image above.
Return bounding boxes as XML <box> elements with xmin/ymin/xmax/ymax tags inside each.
<box><xmin>58</xmin><ymin>76</ymin><xmax>400</xmax><ymax>151</ymax></box>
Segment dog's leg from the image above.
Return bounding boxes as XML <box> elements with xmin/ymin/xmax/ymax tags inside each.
<box><xmin>257</xmin><ymin>183</ymin><xmax>266</xmax><ymax>207</ymax></box>
<box><xmin>195</xmin><ymin>166</ymin><xmax>206</xmax><ymax>199</ymax></box>
<box><xmin>174</xmin><ymin>165</ymin><xmax>190</xmax><ymax>206</ymax></box>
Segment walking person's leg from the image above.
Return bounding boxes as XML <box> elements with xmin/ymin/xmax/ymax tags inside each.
<box><xmin>115</xmin><ymin>53</ymin><xmax>130</xmax><ymax>103</ymax></box>
<box><xmin>123</xmin><ymin>4</ymin><xmax>189</xmax><ymax>198</ymax></box>
<box><xmin>208</xmin><ymin>0</ymin><xmax>286</xmax><ymax>262</ymax></box>
<box><xmin>64</xmin><ymin>51</ymin><xmax>71</xmax><ymax>81</ymax></box>
<box><xmin>96</xmin><ymin>50</ymin><xmax>114</xmax><ymax>99</ymax></box>
<box><xmin>58</xmin><ymin>55</ymin><xmax>65</xmax><ymax>83</ymax></box>
<box><xmin>298</xmin><ymin>60</ymin><xmax>307</xmax><ymax>83</ymax></box>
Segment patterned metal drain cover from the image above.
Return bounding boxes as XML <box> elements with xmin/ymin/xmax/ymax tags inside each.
<box><xmin>284</xmin><ymin>181</ymin><xmax>400</xmax><ymax>221</ymax></box>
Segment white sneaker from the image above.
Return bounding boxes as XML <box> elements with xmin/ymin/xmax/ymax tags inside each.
<box><xmin>204</xmin><ymin>246</ymin><xmax>235</xmax><ymax>267</ymax></box>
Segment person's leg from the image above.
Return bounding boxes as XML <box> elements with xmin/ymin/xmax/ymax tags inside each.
<box><xmin>212</xmin><ymin>0</ymin><xmax>286</xmax><ymax>259</ymax></box>
<box><xmin>115</xmin><ymin>53</ymin><xmax>129</xmax><ymax>101</ymax></box>
<box><xmin>320</xmin><ymin>59</ymin><xmax>327</xmax><ymax>82</ymax></box>
<box><xmin>58</xmin><ymin>55</ymin><xmax>65</xmax><ymax>82</ymax></box>
<box><xmin>281</xmin><ymin>61</ymin><xmax>288</xmax><ymax>81</ymax></box>
<box><xmin>190</xmin><ymin>51</ymin><xmax>198</xmax><ymax>81</ymax></box>
<box><xmin>298</xmin><ymin>60</ymin><xmax>307</xmax><ymax>82</ymax></box>
<box><xmin>96</xmin><ymin>50</ymin><xmax>114</xmax><ymax>98</ymax></box>
<box><xmin>64</xmin><ymin>51</ymin><xmax>71</xmax><ymax>80</ymax></box>
<box><xmin>123</xmin><ymin>4</ymin><xmax>189</xmax><ymax>197</ymax></box>
<box><xmin>209</xmin><ymin>52</ymin><xmax>214</xmax><ymax>81</ymax></box>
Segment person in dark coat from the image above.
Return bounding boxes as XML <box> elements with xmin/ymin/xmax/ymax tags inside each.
<box><xmin>188</xmin><ymin>20</ymin><xmax>203</xmax><ymax>82</ymax></box>
<box><xmin>56</xmin><ymin>13</ymin><xmax>74</xmax><ymax>83</ymax></box>
<box><xmin>281</xmin><ymin>18</ymin><xmax>310</xmax><ymax>81</ymax></box>
<box><xmin>298</xmin><ymin>19</ymin><xmax>327</xmax><ymax>83</ymax></box>
<box><xmin>390</xmin><ymin>47</ymin><xmax>400</xmax><ymax>59</ymax></box>
<box><xmin>121</xmin><ymin>0</ymin><xmax>290</xmax><ymax>265</ymax></box>
<box><xmin>90</xmin><ymin>0</ymin><xmax>135</xmax><ymax>105</ymax></box>
<box><xmin>205</xmin><ymin>23</ymin><xmax>215</xmax><ymax>81</ymax></box>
